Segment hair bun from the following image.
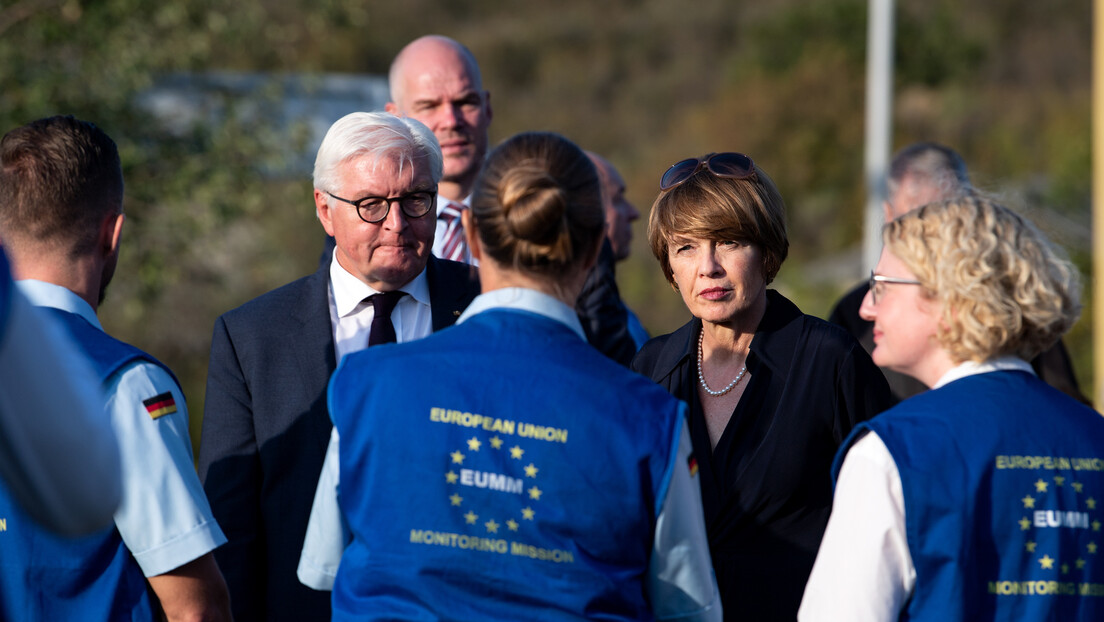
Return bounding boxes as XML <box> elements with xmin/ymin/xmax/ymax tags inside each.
<box><xmin>498</xmin><ymin>163</ymin><xmax>568</xmax><ymax>246</ymax></box>
<box><xmin>468</xmin><ymin>131</ymin><xmax>604</xmax><ymax>283</ymax></box>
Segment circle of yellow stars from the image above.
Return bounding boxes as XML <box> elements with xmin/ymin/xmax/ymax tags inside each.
<box><xmin>1017</xmin><ymin>475</ymin><xmax>1098</xmax><ymax>575</ymax></box>
<box><xmin>444</xmin><ymin>434</ymin><xmax>542</xmax><ymax>535</ymax></box>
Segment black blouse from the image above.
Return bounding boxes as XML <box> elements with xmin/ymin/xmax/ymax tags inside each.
<box><xmin>632</xmin><ymin>290</ymin><xmax>893</xmax><ymax>621</ymax></box>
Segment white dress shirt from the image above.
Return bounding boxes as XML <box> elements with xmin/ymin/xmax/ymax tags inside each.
<box><xmin>326</xmin><ymin>252</ymin><xmax>433</xmax><ymax>361</ymax></box>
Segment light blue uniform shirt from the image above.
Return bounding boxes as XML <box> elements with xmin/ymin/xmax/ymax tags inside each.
<box><xmin>17</xmin><ymin>280</ymin><xmax>226</xmax><ymax>576</ymax></box>
<box><xmin>299</xmin><ymin>287</ymin><xmax>721</xmax><ymax>621</ymax></box>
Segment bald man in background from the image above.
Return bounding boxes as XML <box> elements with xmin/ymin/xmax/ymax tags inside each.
<box><xmin>383</xmin><ymin>36</ymin><xmax>641</xmax><ymax>364</ymax></box>
<box><xmin>386</xmin><ymin>35</ymin><xmax>492</xmax><ymax>264</ymax></box>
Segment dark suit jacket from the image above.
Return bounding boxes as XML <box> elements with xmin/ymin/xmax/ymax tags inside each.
<box><xmin>828</xmin><ymin>280</ymin><xmax>1091</xmax><ymax>405</ymax></box>
<box><xmin>197</xmin><ymin>257</ymin><xmax>479</xmax><ymax>622</ymax></box>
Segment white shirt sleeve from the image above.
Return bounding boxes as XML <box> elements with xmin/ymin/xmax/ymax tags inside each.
<box><xmin>0</xmin><ymin>287</ymin><xmax>121</xmax><ymax>535</ymax></box>
<box><xmin>298</xmin><ymin>427</ymin><xmax>350</xmax><ymax>591</ymax></box>
<box><xmin>647</xmin><ymin>417</ymin><xmax>723</xmax><ymax>622</ymax></box>
<box><xmin>108</xmin><ymin>362</ymin><xmax>226</xmax><ymax>576</ymax></box>
<box><xmin>798</xmin><ymin>431</ymin><xmax>915</xmax><ymax>622</ymax></box>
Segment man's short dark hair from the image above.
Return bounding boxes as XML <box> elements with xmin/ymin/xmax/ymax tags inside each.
<box><xmin>0</xmin><ymin>115</ymin><xmax>123</xmax><ymax>256</ymax></box>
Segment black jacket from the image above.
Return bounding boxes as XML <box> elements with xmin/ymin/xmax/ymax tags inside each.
<box><xmin>632</xmin><ymin>290</ymin><xmax>894</xmax><ymax>621</ymax></box>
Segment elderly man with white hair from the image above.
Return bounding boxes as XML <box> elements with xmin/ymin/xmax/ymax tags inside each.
<box><xmin>199</xmin><ymin>111</ymin><xmax>479</xmax><ymax>622</ymax></box>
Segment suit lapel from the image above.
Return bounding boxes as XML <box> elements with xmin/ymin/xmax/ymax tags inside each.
<box><xmin>425</xmin><ymin>256</ymin><xmax>479</xmax><ymax>332</ymax></box>
<box><xmin>290</xmin><ymin>264</ymin><xmax>338</xmax><ymax>395</ymax></box>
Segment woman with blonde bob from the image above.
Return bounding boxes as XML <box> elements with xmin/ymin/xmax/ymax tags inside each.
<box><xmin>800</xmin><ymin>196</ymin><xmax>1104</xmax><ymax>621</ymax></box>
<box><xmin>299</xmin><ymin>132</ymin><xmax>721</xmax><ymax>621</ymax></box>
<box><xmin>632</xmin><ymin>153</ymin><xmax>893</xmax><ymax>621</ymax></box>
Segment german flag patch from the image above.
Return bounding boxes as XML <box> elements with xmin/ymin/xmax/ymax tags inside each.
<box><xmin>143</xmin><ymin>392</ymin><xmax>177</xmax><ymax>420</ymax></box>
<box><xmin>687</xmin><ymin>453</ymin><xmax>699</xmax><ymax>478</ymax></box>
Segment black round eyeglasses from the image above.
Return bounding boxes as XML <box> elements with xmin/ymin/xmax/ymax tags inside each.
<box><xmin>325</xmin><ymin>188</ymin><xmax>437</xmax><ymax>224</ymax></box>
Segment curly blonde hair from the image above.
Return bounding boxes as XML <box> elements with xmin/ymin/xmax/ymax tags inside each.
<box><xmin>884</xmin><ymin>195</ymin><xmax>1081</xmax><ymax>363</ymax></box>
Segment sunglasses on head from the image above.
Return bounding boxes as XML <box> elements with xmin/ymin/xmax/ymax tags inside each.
<box><xmin>659</xmin><ymin>152</ymin><xmax>757</xmax><ymax>191</ymax></box>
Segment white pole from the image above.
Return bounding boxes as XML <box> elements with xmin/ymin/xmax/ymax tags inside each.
<box><xmin>863</xmin><ymin>0</ymin><xmax>895</xmax><ymax>274</ymax></box>
<box><xmin>1093</xmin><ymin>0</ymin><xmax>1104</xmax><ymax>406</ymax></box>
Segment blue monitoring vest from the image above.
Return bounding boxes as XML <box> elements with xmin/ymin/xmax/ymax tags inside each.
<box><xmin>839</xmin><ymin>371</ymin><xmax>1104</xmax><ymax>621</ymax></box>
<box><xmin>0</xmin><ymin>252</ymin><xmax>11</xmax><ymax>333</ymax></box>
<box><xmin>0</xmin><ymin>308</ymin><xmax>169</xmax><ymax>621</ymax></box>
<box><xmin>328</xmin><ymin>309</ymin><xmax>684</xmax><ymax>621</ymax></box>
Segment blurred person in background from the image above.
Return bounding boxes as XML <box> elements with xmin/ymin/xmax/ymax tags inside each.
<box><xmin>299</xmin><ymin>132</ymin><xmax>721</xmax><ymax>621</ymax></box>
<box><xmin>632</xmin><ymin>151</ymin><xmax>893</xmax><ymax>621</ymax></box>
<box><xmin>800</xmin><ymin>196</ymin><xmax>1102</xmax><ymax>621</ymax></box>
<box><xmin>0</xmin><ymin>115</ymin><xmax>230</xmax><ymax>621</ymax></box>
<box><xmin>574</xmin><ymin>150</ymin><xmax>646</xmax><ymax>365</ymax></box>
<box><xmin>588</xmin><ymin>151</ymin><xmax>640</xmax><ymax>265</ymax></box>
<box><xmin>828</xmin><ymin>141</ymin><xmax>1088</xmax><ymax>405</ymax></box>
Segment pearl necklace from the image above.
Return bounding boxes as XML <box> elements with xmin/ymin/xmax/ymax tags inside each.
<box><xmin>697</xmin><ymin>331</ymin><xmax>747</xmax><ymax>397</ymax></box>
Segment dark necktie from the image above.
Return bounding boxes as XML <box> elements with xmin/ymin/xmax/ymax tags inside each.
<box><xmin>367</xmin><ymin>290</ymin><xmax>406</xmax><ymax>346</ymax></box>
<box><xmin>438</xmin><ymin>201</ymin><xmax>470</xmax><ymax>263</ymax></box>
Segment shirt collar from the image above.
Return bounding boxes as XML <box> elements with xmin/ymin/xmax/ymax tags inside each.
<box><xmin>644</xmin><ymin>290</ymin><xmax>801</xmax><ymax>382</ymax></box>
<box><xmin>436</xmin><ymin>193</ymin><xmax>471</xmax><ymax>217</ymax></box>
<box><xmin>328</xmin><ymin>254</ymin><xmax>430</xmax><ymax>318</ymax></box>
<box><xmin>931</xmin><ymin>356</ymin><xmax>1035</xmax><ymax>389</ymax></box>
<box><xmin>745</xmin><ymin>289</ymin><xmax>804</xmax><ymax>372</ymax></box>
<box><xmin>15</xmin><ymin>279</ymin><xmax>103</xmax><ymax>330</ymax></box>
<box><xmin>458</xmin><ymin>287</ymin><xmax>586</xmax><ymax>341</ymax></box>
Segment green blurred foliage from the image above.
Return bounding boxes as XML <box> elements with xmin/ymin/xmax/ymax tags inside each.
<box><xmin>1</xmin><ymin>0</ymin><xmax>1095</xmax><ymax>452</ymax></box>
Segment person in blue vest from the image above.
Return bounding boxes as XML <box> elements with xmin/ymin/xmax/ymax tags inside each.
<box><xmin>0</xmin><ymin>248</ymin><xmax>121</xmax><ymax>536</ymax></box>
<box><xmin>298</xmin><ymin>131</ymin><xmax>722</xmax><ymax>621</ymax></box>
<box><xmin>799</xmin><ymin>195</ymin><xmax>1103</xmax><ymax>621</ymax></box>
<box><xmin>0</xmin><ymin>115</ymin><xmax>231</xmax><ymax>621</ymax></box>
